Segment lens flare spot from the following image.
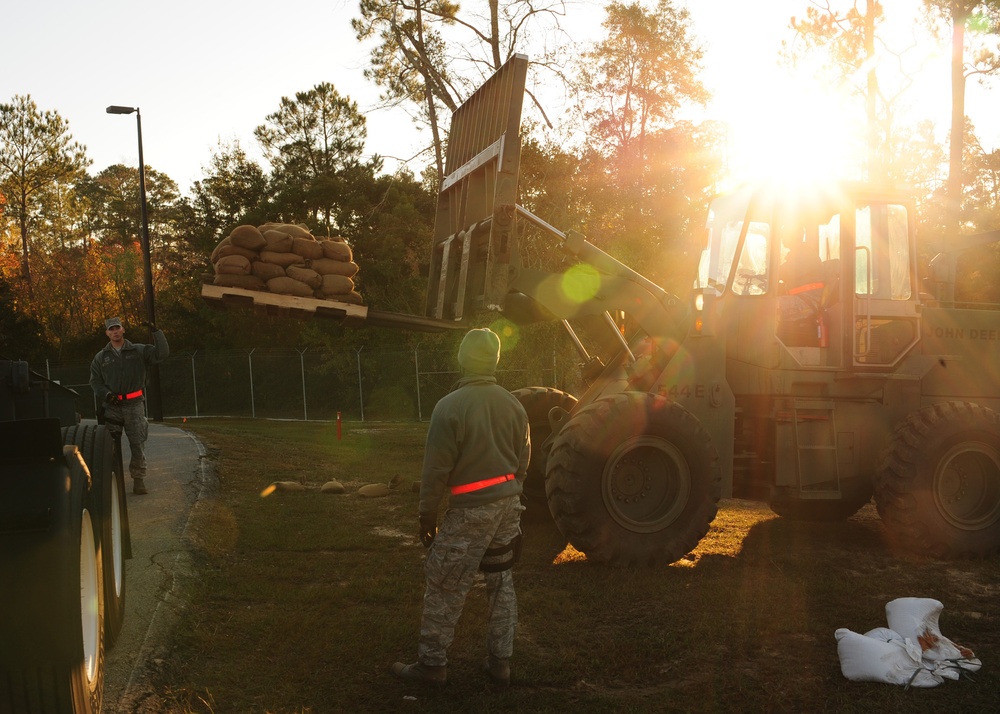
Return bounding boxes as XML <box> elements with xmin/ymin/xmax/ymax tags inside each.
<box><xmin>561</xmin><ymin>264</ymin><xmax>601</xmax><ymax>304</ymax></box>
<box><xmin>490</xmin><ymin>317</ymin><xmax>521</xmax><ymax>350</ymax></box>
<box><xmin>260</xmin><ymin>484</ymin><xmax>277</xmax><ymax>498</ymax></box>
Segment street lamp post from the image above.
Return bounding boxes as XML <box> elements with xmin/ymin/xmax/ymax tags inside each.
<box><xmin>106</xmin><ymin>105</ymin><xmax>163</xmax><ymax>422</ymax></box>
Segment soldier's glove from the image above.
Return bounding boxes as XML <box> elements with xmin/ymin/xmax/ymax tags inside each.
<box><xmin>105</xmin><ymin>392</ymin><xmax>121</xmax><ymax>405</ymax></box>
<box><xmin>419</xmin><ymin>514</ymin><xmax>437</xmax><ymax>548</ymax></box>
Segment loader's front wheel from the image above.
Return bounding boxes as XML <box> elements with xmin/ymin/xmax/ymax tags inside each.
<box><xmin>875</xmin><ymin>402</ymin><xmax>1000</xmax><ymax>558</ymax></box>
<box><xmin>546</xmin><ymin>392</ymin><xmax>720</xmax><ymax>566</ymax></box>
<box><xmin>511</xmin><ymin>387</ymin><xmax>577</xmax><ymax>513</ymax></box>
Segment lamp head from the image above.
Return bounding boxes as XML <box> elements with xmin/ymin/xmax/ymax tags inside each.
<box><xmin>106</xmin><ymin>105</ymin><xmax>136</xmax><ymax>115</ymax></box>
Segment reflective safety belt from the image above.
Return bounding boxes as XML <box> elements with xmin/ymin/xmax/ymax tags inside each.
<box><xmin>788</xmin><ymin>281</ymin><xmax>824</xmax><ymax>296</ymax></box>
<box><xmin>450</xmin><ymin>473</ymin><xmax>515</xmax><ymax>496</ymax></box>
<box><xmin>121</xmin><ymin>389</ymin><xmax>144</xmax><ymax>401</ymax></box>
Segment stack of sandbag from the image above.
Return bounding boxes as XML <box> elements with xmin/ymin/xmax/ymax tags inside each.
<box><xmin>835</xmin><ymin>597</ymin><xmax>982</xmax><ymax>688</ymax></box>
<box><xmin>210</xmin><ymin>222</ymin><xmax>363</xmax><ymax>305</ymax></box>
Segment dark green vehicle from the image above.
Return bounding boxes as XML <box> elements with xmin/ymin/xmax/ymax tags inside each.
<box><xmin>1</xmin><ymin>359</ymin><xmax>131</xmax><ymax>712</ymax></box>
<box><xmin>425</xmin><ymin>55</ymin><xmax>1000</xmax><ymax>566</ymax></box>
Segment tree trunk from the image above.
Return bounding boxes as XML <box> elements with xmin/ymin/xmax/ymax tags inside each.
<box><xmin>947</xmin><ymin>5</ymin><xmax>968</xmax><ymax>225</ymax></box>
<box><xmin>865</xmin><ymin>0</ymin><xmax>882</xmax><ymax>181</ymax></box>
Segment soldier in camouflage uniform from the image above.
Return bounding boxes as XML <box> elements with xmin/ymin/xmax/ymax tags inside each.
<box><xmin>392</xmin><ymin>328</ymin><xmax>530</xmax><ymax>687</ymax></box>
<box><xmin>90</xmin><ymin>316</ymin><xmax>169</xmax><ymax>494</ymax></box>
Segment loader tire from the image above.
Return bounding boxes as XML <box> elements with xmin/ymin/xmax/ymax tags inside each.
<box><xmin>875</xmin><ymin>402</ymin><xmax>1000</xmax><ymax>558</ymax></box>
<box><xmin>511</xmin><ymin>387</ymin><xmax>577</xmax><ymax>512</ymax></box>
<box><xmin>0</xmin><ymin>444</ymin><xmax>105</xmax><ymax>713</ymax></box>
<box><xmin>546</xmin><ymin>392</ymin><xmax>720</xmax><ymax>566</ymax></box>
<box><xmin>64</xmin><ymin>423</ymin><xmax>129</xmax><ymax>647</ymax></box>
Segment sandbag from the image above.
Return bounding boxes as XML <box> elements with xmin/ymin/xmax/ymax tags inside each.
<box><xmin>210</xmin><ymin>236</ymin><xmax>232</xmax><ymax>262</ymax></box>
<box><xmin>214</xmin><ymin>243</ymin><xmax>259</xmax><ymax>261</ymax></box>
<box><xmin>260</xmin><ymin>250</ymin><xmax>306</xmax><ymax>268</ymax></box>
<box><xmin>318</xmin><ymin>274</ymin><xmax>355</xmax><ymax>296</ymax></box>
<box><xmin>215</xmin><ymin>254</ymin><xmax>252</xmax><ymax>275</ymax></box>
<box><xmin>358</xmin><ymin>483</ymin><xmax>389</xmax><ymax>498</ymax></box>
<box><xmin>286</xmin><ymin>265</ymin><xmax>322</xmax><ymax>289</ymax></box>
<box><xmin>321</xmin><ymin>480</ymin><xmax>346</xmax><ymax>494</ymax></box>
<box><xmin>230</xmin><ymin>224</ymin><xmax>267</xmax><ymax>250</ymax></box>
<box><xmin>262</xmin><ymin>229</ymin><xmax>295</xmax><ymax>253</ymax></box>
<box><xmin>292</xmin><ymin>236</ymin><xmax>325</xmax><ymax>260</ymax></box>
<box><xmin>320</xmin><ymin>239</ymin><xmax>353</xmax><ymax>262</ymax></box>
<box><xmin>267</xmin><ymin>276</ymin><xmax>315</xmax><ymax>297</ymax></box>
<box><xmin>310</xmin><ymin>258</ymin><xmax>359</xmax><ymax>277</ymax></box>
<box><xmin>214</xmin><ymin>274</ymin><xmax>266</xmax><ymax>290</ymax></box>
<box><xmin>250</xmin><ymin>261</ymin><xmax>287</xmax><ymax>282</ymax></box>
<box><xmin>835</xmin><ymin>628</ymin><xmax>941</xmax><ymax>688</ymax></box>
<box><xmin>884</xmin><ymin>598</ymin><xmax>981</xmax><ymax>669</ymax></box>
<box><xmin>267</xmin><ymin>223</ymin><xmax>313</xmax><ymax>239</ymax></box>
<box><xmin>270</xmin><ymin>480</ymin><xmax>306</xmax><ymax>492</ymax></box>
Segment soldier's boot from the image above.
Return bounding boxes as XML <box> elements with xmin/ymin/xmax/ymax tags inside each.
<box><xmin>390</xmin><ymin>661</ymin><xmax>447</xmax><ymax>685</ymax></box>
<box><xmin>483</xmin><ymin>656</ymin><xmax>510</xmax><ymax>687</ymax></box>
<box><xmin>133</xmin><ymin>478</ymin><xmax>148</xmax><ymax>495</ymax></box>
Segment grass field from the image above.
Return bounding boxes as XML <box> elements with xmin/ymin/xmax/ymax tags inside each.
<box><xmin>157</xmin><ymin>418</ymin><xmax>1000</xmax><ymax>713</ymax></box>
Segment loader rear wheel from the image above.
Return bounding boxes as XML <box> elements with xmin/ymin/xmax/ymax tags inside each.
<box><xmin>545</xmin><ymin>392</ymin><xmax>720</xmax><ymax>566</ymax></box>
<box><xmin>511</xmin><ymin>387</ymin><xmax>577</xmax><ymax>511</ymax></box>
<box><xmin>875</xmin><ymin>402</ymin><xmax>1000</xmax><ymax>558</ymax></box>
<box><xmin>64</xmin><ymin>424</ymin><xmax>129</xmax><ymax>647</ymax></box>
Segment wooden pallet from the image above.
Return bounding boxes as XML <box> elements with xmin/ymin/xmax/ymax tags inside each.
<box><xmin>200</xmin><ymin>283</ymin><xmax>461</xmax><ymax>333</ymax></box>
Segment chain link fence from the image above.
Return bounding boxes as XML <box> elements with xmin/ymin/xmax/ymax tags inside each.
<box><xmin>44</xmin><ymin>340</ymin><xmax>583</xmax><ymax>422</ymax></box>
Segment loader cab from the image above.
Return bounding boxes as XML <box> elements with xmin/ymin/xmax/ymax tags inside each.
<box><xmin>696</xmin><ymin>182</ymin><xmax>920</xmax><ymax>372</ymax></box>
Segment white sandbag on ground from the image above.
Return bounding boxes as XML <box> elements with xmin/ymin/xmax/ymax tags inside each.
<box><xmin>835</xmin><ymin>628</ymin><xmax>942</xmax><ymax>688</ymax></box>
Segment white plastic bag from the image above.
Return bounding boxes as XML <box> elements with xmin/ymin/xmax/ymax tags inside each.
<box><xmin>835</xmin><ymin>628</ymin><xmax>942</xmax><ymax>688</ymax></box>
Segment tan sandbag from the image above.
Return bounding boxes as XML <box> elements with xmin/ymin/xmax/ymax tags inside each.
<box><xmin>260</xmin><ymin>250</ymin><xmax>306</xmax><ymax>268</ymax></box>
<box><xmin>340</xmin><ymin>290</ymin><xmax>364</xmax><ymax>305</ymax></box>
<box><xmin>310</xmin><ymin>258</ymin><xmax>359</xmax><ymax>277</ymax></box>
<box><xmin>210</xmin><ymin>236</ymin><xmax>232</xmax><ymax>262</ymax></box>
<box><xmin>267</xmin><ymin>276</ymin><xmax>315</xmax><ymax>297</ymax></box>
<box><xmin>262</xmin><ymin>229</ymin><xmax>294</xmax><ymax>253</ymax></box>
<box><xmin>320</xmin><ymin>239</ymin><xmax>353</xmax><ymax>262</ymax></box>
<box><xmin>320</xmin><ymin>480</ymin><xmax>346</xmax><ymax>494</ymax></box>
<box><xmin>358</xmin><ymin>483</ymin><xmax>389</xmax><ymax>498</ymax></box>
<box><xmin>250</xmin><ymin>261</ymin><xmax>287</xmax><ymax>281</ymax></box>
<box><xmin>292</xmin><ymin>236</ymin><xmax>324</xmax><ymax>260</ymax></box>
<box><xmin>214</xmin><ymin>274</ymin><xmax>266</xmax><ymax>290</ymax></box>
<box><xmin>214</xmin><ymin>243</ymin><xmax>259</xmax><ymax>261</ymax></box>
<box><xmin>271</xmin><ymin>480</ymin><xmax>306</xmax><ymax>492</ymax></box>
<box><xmin>286</xmin><ymin>265</ymin><xmax>322</xmax><ymax>289</ymax></box>
<box><xmin>318</xmin><ymin>274</ymin><xmax>355</xmax><ymax>295</ymax></box>
<box><xmin>271</xmin><ymin>223</ymin><xmax>312</xmax><ymax>239</ymax></box>
<box><xmin>215</xmin><ymin>254</ymin><xmax>252</xmax><ymax>275</ymax></box>
<box><xmin>230</xmin><ymin>225</ymin><xmax>267</xmax><ymax>250</ymax></box>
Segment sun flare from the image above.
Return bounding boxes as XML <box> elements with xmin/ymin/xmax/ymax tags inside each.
<box><xmin>721</xmin><ymin>79</ymin><xmax>866</xmax><ymax>188</ymax></box>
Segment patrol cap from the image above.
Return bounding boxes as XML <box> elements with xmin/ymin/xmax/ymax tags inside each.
<box><xmin>104</xmin><ymin>317</ymin><xmax>123</xmax><ymax>330</ymax></box>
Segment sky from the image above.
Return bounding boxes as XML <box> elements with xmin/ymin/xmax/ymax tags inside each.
<box><xmin>4</xmin><ymin>0</ymin><xmax>997</xmax><ymax>195</ymax></box>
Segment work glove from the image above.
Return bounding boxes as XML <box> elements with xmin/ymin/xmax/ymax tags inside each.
<box><xmin>105</xmin><ymin>392</ymin><xmax>121</xmax><ymax>406</ymax></box>
<box><xmin>143</xmin><ymin>320</ymin><xmax>158</xmax><ymax>332</ymax></box>
<box><xmin>419</xmin><ymin>514</ymin><xmax>437</xmax><ymax>548</ymax></box>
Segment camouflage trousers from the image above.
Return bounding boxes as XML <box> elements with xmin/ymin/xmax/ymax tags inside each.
<box><xmin>104</xmin><ymin>398</ymin><xmax>149</xmax><ymax>480</ymax></box>
<box><xmin>418</xmin><ymin>494</ymin><xmax>524</xmax><ymax>667</ymax></box>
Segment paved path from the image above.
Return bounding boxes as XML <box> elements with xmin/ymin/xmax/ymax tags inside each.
<box><xmin>99</xmin><ymin>421</ymin><xmax>215</xmax><ymax>713</ymax></box>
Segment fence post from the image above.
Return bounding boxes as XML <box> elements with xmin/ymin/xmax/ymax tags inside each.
<box><xmin>191</xmin><ymin>351</ymin><xmax>199</xmax><ymax>417</ymax></box>
<box><xmin>248</xmin><ymin>348</ymin><xmax>256</xmax><ymax>418</ymax></box>
<box><xmin>355</xmin><ymin>346</ymin><xmax>364</xmax><ymax>422</ymax></box>
<box><xmin>299</xmin><ymin>348</ymin><xmax>308</xmax><ymax>421</ymax></box>
<box><xmin>414</xmin><ymin>346</ymin><xmax>423</xmax><ymax>421</ymax></box>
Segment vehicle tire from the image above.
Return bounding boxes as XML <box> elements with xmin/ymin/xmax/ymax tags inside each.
<box><xmin>768</xmin><ymin>479</ymin><xmax>873</xmax><ymax>521</ymax></box>
<box><xmin>0</xmin><ymin>444</ymin><xmax>105</xmax><ymax>713</ymax></box>
<box><xmin>64</xmin><ymin>423</ymin><xmax>129</xmax><ymax>647</ymax></box>
<box><xmin>511</xmin><ymin>387</ymin><xmax>578</xmax><ymax>510</ymax></box>
<box><xmin>545</xmin><ymin>392</ymin><xmax>721</xmax><ymax>566</ymax></box>
<box><xmin>875</xmin><ymin>402</ymin><xmax>1000</xmax><ymax>558</ymax></box>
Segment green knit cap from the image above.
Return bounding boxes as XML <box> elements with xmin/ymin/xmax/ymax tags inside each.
<box><xmin>458</xmin><ymin>328</ymin><xmax>501</xmax><ymax>376</ymax></box>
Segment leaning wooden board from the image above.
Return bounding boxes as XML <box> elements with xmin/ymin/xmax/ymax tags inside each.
<box><xmin>200</xmin><ymin>283</ymin><xmax>462</xmax><ymax>333</ymax></box>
